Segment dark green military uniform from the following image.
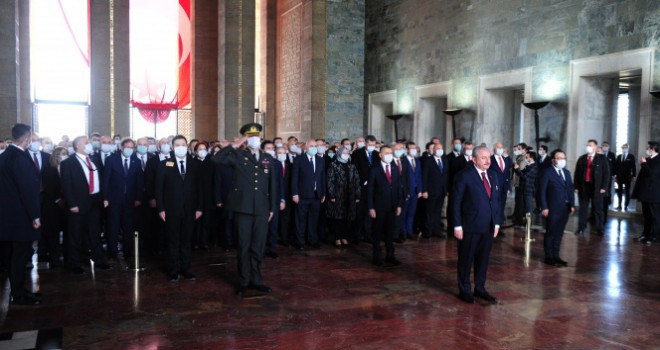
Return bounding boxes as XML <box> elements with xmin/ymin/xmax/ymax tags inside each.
<box><xmin>213</xmin><ymin>125</ymin><xmax>278</xmax><ymax>291</ymax></box>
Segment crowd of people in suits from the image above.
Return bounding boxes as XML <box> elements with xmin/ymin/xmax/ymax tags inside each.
<box><xmin>1</xmin><ymin>121</ymin><xmax>659</xmax><ymax>305</ymax></box>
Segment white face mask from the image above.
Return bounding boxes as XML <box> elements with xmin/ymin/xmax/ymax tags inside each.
<box><xmin>101</xmin><ymin>144</ymin><xmax>114</xmax><ymax>153</ymax></box>
<box><xmin>265</xmin><ymin>150</ymin><xmax>275</xmax><ymax>157</ymax></box>
<box><xmin>465</xmin><ymin>149</ymin><xmax>473</xmax><ymax>157</ymax></box>
<box><xmin>495</xmin><ymin>148</ymin><xmax>504</xmax><ymax>156</ymax></box>
<box><xmin>317</xmin><ymin>146</ymin><xmax>327</xmax><ymax>154</ymax></box>
<box><xmin>538</xmin><ymin>149</ymin><xmax>545</xmax><ymax>156</ymax></box>
<box><xmin>84</xmin><ymin>143</ymin><xmax>94</xmax><ymax>155</ymax></box>
<box><xmin>148</xmin><ymin>144</ymin><xmax>157</xmax><ymax>153</ymax></box>
<box><xmin>366</xmin><ymin>145</ymin><xmax>375</xmax><ymax>152</ymax></box>
<box><xmin>344</xmin><ymin>144</ymin><xmax>352</xmax><ymax>151</ymax></box>
<box><xmin>646</xmin><ymin>149</ymin><xmax>653</xmax><ymax>157</ymax></box>
<box><xmin>160</xmin><ymin>144</ymin><xmax>171</xmax><ymax>154</ymax></box>
<box><xmin>29</xmin><ymin>141</ymin><xmax>41</xmax><ymax>152</ymax></box>
<box><xmin>114</xmin><ymin>139</ymin><xmax>121</xmax><ymax>146</ymax></box>
<box><xmin>383</xmin><ymin>154</ymin><xmax>393</xmax><ymax>163</ymax></box>
<box><xmin>586</xmin><ymin>145</ymin><xmax>594</xmax><ymax>154</ymax></box>
<box><xmin>277</xmin><ymin>153</ymin><xmax>287</xmax><ymax>162</ymax></box>
<box><xmin>409</xmin><ymin>149</ymin><xmax>418</xmax><ymax>157</ymax></box>
<box><xmin>340</xmin><ymin>153</ymin><xmax>350</xmax><ymax>161</ymax></box>
<box><xmin>622</xmin><ymin>147</ymin><xmax>629</xmax><ymax>154</ymax></box>
<box><xmin>294</xmin><ymin>147</ymin><xmax>302</xmax><ymax>155</ymax></box>
<box><xmin>394</xmin><ymin>149</ymin><xmax>406</xmax><ymax>158</ymax></box>
<box><xmin>174</xmin><ymin>146</ymin><xmax>188</xmax><ymax>158</ymax></box>
<box><xmin>122</xmin><ymin>148</ymin><xmax>134</xmax><ymax>158</ymax></box>
<box><xmin>275</xmin><ymin>142</ymin><xmax>283</xmax><ymax>148</ymax></box>
<box><xmin>92</xmin><ymin>141</ymin><xmax>101</xmax><ymax>150</ymax></box>
<box><xmin>247</xmin><ymin>136</ymin><xmax>261</xmax><ymax>149</ymax></box>
<box><xmin>197</xmin><ymin>150</ymin><xmax>208</xmax><ymax>159</ymax></box>
<box><xmin>357</xmin><ymin>141</ymin><xmax>365</xmax><ymax>149</ymax></box>
<box><xmin>556</xmin><ymin>159</ymin><xmax>566</xmax><ymax>169</ymax></box>
<box><xmin>435</xmin><ymin>149</ymin><xmax>444</xmax><ymax>157</ymax></box>
<box><xmin>513</xmin><ymin>149</ymin><xmax>522</xmax><ymax>156</ymax></box>
<box><xmin>603</xmin><ymin>147</ymin><xmax>610</xmax><ymax>153</ymax></box>
<box><xmin>43</xmin><ymin>144</ymin><xmax>54</xmax><ymax>153</ymax></box>
<box><xmin>67</xmin><ymin>147</ymin><xmax>75</xmax><ymax>155</ymax></box>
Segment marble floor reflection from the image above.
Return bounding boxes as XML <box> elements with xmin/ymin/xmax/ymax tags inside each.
<box><xmin>1</xmin><ymin>213</ymin><xmax>659</xmax><ymax>349</ymax></box>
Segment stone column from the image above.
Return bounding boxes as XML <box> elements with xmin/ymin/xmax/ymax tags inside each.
<box><xmin>90</xmin><ymin>0</ymin><xmax>130</xmax><ymax>137</ymax></box>
<box><xmin>18</xmin><ymin>0</ymin><xmax>30</xmax><ymax>126</ymax></box>
<box><xmin>218</xmin><ymin>0</ymin><xmax>255</xmax><ymax>140</ymax></box>
<box><xmin>192</xmin><ymin>0</ymin><xmax>218</xmax><ymax>141</ymax></box>
<box><xmin>0</xmin><ymin>0</ymin><xmax>20</xmax><ymax>136</ymax></box>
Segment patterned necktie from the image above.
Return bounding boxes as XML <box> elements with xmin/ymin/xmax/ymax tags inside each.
<box><xmin>482</xmin><ymin>171</ymin><xmax>491</xmax><ymax>198</ymax></box>
<box><xmin>85</xmin><ymin>157</ymin><xmax>95</xmax><ymax>194</ymax></box>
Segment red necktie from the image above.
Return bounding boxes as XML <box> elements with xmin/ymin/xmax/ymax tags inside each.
<box><xmin>33</xmin><ymin>152</ymin><xmax>39</xmax><ymax>170</ymax></box>
<box><xmin>385</xmin><ymin>165</ymin><xmax>392</xmax><ymax>184</ymax></box>
<box><xmin>586</xmin><ymin>156</ymin><xmax>593</xmax><ymax>182</ymax></box>
<box><xmin>86</xmin><ymin>156</ymin><xmax>95</xmax><ymax>194</ymax></box>
<box><xmin>396</xmin><ymin>159</ymin><xmax>402</xmax><ymax>173</ymax></box>
<box><xmin>482</xmin><ymin>172</ymin><xmax>491</xmax><ymax>198</ymax></box>
<box><xmin>498</xmin><ymin>156</ymin><xmax>504</xmax><ymax>172</ymax></box>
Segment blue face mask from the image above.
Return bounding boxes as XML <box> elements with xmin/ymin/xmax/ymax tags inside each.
<box><xmin>122</xmin><ymin>148</ymin><xmax>134</xmax><ymax>158</ymax></box>
<box><xmin>328</xmin><ymin>152</ymin><xmax>335</xmax><ymax>159</ymax></box>
<box><xmin>454</xmin><ymin>144</ymin><xmax>462</xmax><ymax>152</ymax></box>
<box><xmin>307</xmin><ymin>147</ymin><xmax>318</xmax><ymax>156</ymax></box>
<box><xmin>137</xmin><ymin>145</ymin><xmax>148</xmax><ymax>154</ymax></box>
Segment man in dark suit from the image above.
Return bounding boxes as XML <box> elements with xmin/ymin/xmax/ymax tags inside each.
<box><xmin>274</xmin><ymin>145</ymin><xmax>293</xmax><ymax>248</ymax></box>
<box><xmin>574</xmin><ymin>139</ymin><xmax>610</xmax><ymax>236</ymax></box>
<box><xmin>537</xmin><ymin>145</ymin><xmax>552</xmax><ymax>170</ymax></box>
<box><xmin>91</xmin><ymin>135</ymin><xmax>116</xmax><ymax>174</ymax></box>
<box><xmin>27</xmin><ymin>133</ymin><xmax>51</xmax><ymax>178</ymax></box>
<box><xmin>102</xmin><ymin>139</ymin><xmax>144</xmax><ymax>261</ymax></box>
<box><xmin>352</xmin><ymin>135</ymin><xmax>379</xmax><ymax>242</ymax></box>
<box><xmin>291</xmin><ymin>139</ymin><xmax>326</xmax><ymax>249</ymax></box>
<box><xmin>60</xmin><ymin>136</ymin><xmax>112</xmax><ymax>274</ymax></box>
<box><xmin>422</xmin><ymin>143</ymin><xmax>448</xmax><ymax>238</ymax></box>
<box><xmin>448</xmin><ymin>141</ymin><xmax>474</xmax><ymax>231</ymax></box>
<box><xmin>613</xmin><ymin>143</ymin><xmax>636</xmax><ymax>211</ymax></box>
<box><xmin>601</xmin><ymin>141</ymin><xmax>616</xmax><ymax>222</ymax></box>
<box><xmin>368</xmin><ymin>146</ymin><xmax>404</xmax><ymax>266</ymax></box>
<box><xmin>0</xmin><ymin>124</ymin><xmax>42</xmax><ymax>305</ymax></box>
<box><xmin>401</xmin><ymin>142</ymin><xmax>422</xmax><ymax>239</ymax></box>
<box><xmin>452</xmin><ymin>145</ymin><xmax>502</xmax><ymax>304</ymax></box>
<box><xmin>637</xmin><ymin>142</ymin><xmax>660</xmax><ymax>245</ymax></box>
<box><xmin>213</xmin><ymin>123</ymin><xmax>278</xmax><ymax>297</ymax></box>
<box><xmin>539</xmin><ymin>149</ymin><xmax>575</xmax><ymax>266</ymax></box>
<box><xmin>262</xmin><ymin>140</ymin><xmax>285</xmax><ymax>259</ymax></box>
<box><xmin>155</xmin><ymin>135</ymin><xmax>203</xmax><ymax>282</ymax></box>
<box><xmin>144</xmin><ymin>138</ymin><xmax>172</xmax><ymax>254</ymax></box>
<box><xmin>490</xmin><ymin>142</ymin><xmax>513</xmax><ymax>230</ymax></box>
<box><xmin>214</xmin><ymin>150</ymin><xmax>235</xmax><ymax>251</ymax></box>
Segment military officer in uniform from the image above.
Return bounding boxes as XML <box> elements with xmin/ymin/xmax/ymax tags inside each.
<box><xmin>213</xmin><ymin>123</ymin><xmax>278</xmax><ymax>297</ymax></box>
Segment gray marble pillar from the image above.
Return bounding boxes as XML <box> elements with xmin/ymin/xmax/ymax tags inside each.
<box><xmin>0</xmin><ymin>0</ymin><xmax>20</xmax><ymax>137</ymax></box>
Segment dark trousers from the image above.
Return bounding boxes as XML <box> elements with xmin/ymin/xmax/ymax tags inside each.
<box><xmin>442</xmin><ymin>195</ymin><xmax>449</xmax><ymax>234</ymax></box>
<box><xmin>106</xmin><ymin>200</ymin><xmax>136</xmax><ymax>257</ymax></box>
<box><xmin>144</xmin><ymin>206</ymin><xmax>166</xmax><ymax>254</ymax></box>
<box><xmin>295</xmin><ymin>198</ymin><xmax>321</xmax><ymax>246</ymax></box>
<box><xmin>6</xmin><ymin>240</ymin><xmax>34</xmax><ymax>298</ymax></box>
<box><xmin>39</xmin><ymin>203</ymin><xmax>64</xmax><ymax>265</ymax></box>
<box><xmin>279</xmin><ymin>202</ymin><xmax>292</xmax><ymax>245</ymax></box>
<box><xmin>67</xmin><ymin>196</ymin><xmax>106</xmax><ymax>268</ymax></box>
<box><xmin>457</xmin><ymin>231</ymin><xmax>493</xmax><ymax>295</ymax></box>
<box><xmin>402</xmin><ymin>192</ymin><xmax>418</xmax><ymax>236</ymax></box>
<box><xmin>165</xmin><ymin>214</ymin><xmax>195</xmax><ymax>274</ymax></box>
<box><xmin>500</xmin><ymin>190</ymin><xmax>509</xmax><ymax>224</ymax></box>
<box><xmin>330</xmin><ymin>218</ymin><xmax>349</xmax><ymax>240</ymax></box>
<box><xmin>317</xmin><ymin>203</ymin><xmax>328</xmax><ymax>242</ymax></box>
<box><xmin>523</xmin><ymin>193</ymin><xmax>534</xmax><ymax>224</ymax></box>
<box><xmin>193</xmin><ymin>210</ymin><xmax>217</xmax><ymax>248</ymax></box>
<box><xmin>648</xmin><ymin>203</ymin><xmax>660</xmax><ymax>240</ymax></box>
<box><xmin>616</xmin><ymin>179</ymin><xmax>631</xmax><ymax>209</ymax></box>
<box><xmin>426</xmin><ymin>194</ymin><xmax>446</xmax><ymax>236</ymax></box>
<box><xmin>233</xmin><ymin>212</ymin><xmax>268</xmax><ymax>287</ymax></box>
<box><xmin>578</xmin><ymin>182</ymin><xmax>604</xmax><ymax>231</ymax></box>
<box><xmin>266</xmin><ymin>209</ymin><xmax>280</xmax><ymax>254</ymax></box>
<box><xmin>514</xmin><ymin>187</ymin><xmax>525</xmax><ymax>221</ymax></box>
<box><xmin>642</xmin><ymin>202</ymin><xmax>653</xmax><ymax>236</ymax></box>
<box><xmin>544</xmin><ymin>204</ymin><xmax>570</xmax><ymax>258</ymax></box>
<box><xmin>219</xmin><ymin>208</ymin><xmax>234</xmax><ymax>249</ymax></box>
<box><xmin>372</xmin><ymin>208</ymin><xmax>397</xmax><ymax>261</ymax></box>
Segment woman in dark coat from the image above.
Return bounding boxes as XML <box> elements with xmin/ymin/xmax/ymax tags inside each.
<box><xmin>193</xmin><ymin>142</ymin><xmax>216</xmax><ymax>249</ymax></box>
<box><xmin>326</xmin><ymin>146</ymin><xmax>361</xmax><ymax>247</ymax></box>
<box><xmin>39</xmin><ymin>146</ymin><xmax>69</xmax><ymax>267</ymax></box>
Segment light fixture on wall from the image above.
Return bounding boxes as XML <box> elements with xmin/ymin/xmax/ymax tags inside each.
<box><xmin>442</xmin><ymin>109</ymin><xmax>463</xmax><ymax>141</ymax></box>
<box><xmin>386</xmin><ymin>114</ymin><xmax>408</xmax><ymax>141</ymax></box>
<box><xmin>522</xmin><ymin>101</ymin><xmax>550</xmax><ymax>153</ymax></box>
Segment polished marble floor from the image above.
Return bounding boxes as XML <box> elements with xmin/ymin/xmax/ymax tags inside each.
<box><xmin>1</xmin><ymin>212</ymin><xmax>659</xmax><ymax>349</ymax></box>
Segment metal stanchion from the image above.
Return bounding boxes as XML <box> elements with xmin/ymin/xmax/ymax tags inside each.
<box><xmin>129</xmin><ymin>231</ymin><xmax>145</xmax><ymax>272</ymax></box>
<box><xmin>522</xmin><ymin>213</ymin><xmax>534</xmax><ymax>267</ymax></box>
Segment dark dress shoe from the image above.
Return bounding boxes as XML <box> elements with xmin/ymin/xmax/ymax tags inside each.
<box><xmin>597</xmin><ymin>230</ymin><xmax>604</xmax><ymax>237</ymax></box>
<box><xmin>95</xmin><ymin>262</ymin><xmax>112</xmax><ymax>270</ymax></box>
<box><xmin>24</xmin><ymin>291</ymin><xmax>43</xmax><ymax>300</ymax></box>
<box><xmin>371</xmin><ymin>259</ymin><xmax>383</xmax><ymax>267</ymax></box>
<box><xmin>182</xmin><ymin>271</ymin><xmax>196</xmax><ymax>281</ymax></box>
<box><xmin>250</xmin><ymin>284</ymin><xmax>272</xmax><ymax>293</ymax></box>
<box><xmin>11</xmin><ymin>294</ymin><xmax>41</xmax><ymax>305</ymax></box>
<box><xmin>236</xmin><ymin>286</ymin><xmax>248</xmax><ymax>298</ymax></box>
<box><xmin>393</xmin><ymin>238</ymin><xmax>404</xmax><ymax>244</ymax></box>
<box><xmin>575</xmin><ymin>229</ymin><xmax>584</xmax><ymax>236</ymax></box>
<box><xmin>311</xmin><ymin>243</ymin><xmax>321</xmax><ymax>249</ymax></box>
<box><xmin>266</xmin><ymin>251</ymin><xmax>279</xmax><ymax>259</ymax></box>
<box><xmin>554</xmin><ymin>258</ymin><xmax>568</xmax><ymax>266</ymax></box>
<box><xmin>474</xmin><ymin>290</ymin><xmax>498</xmax><ymax>304</ymax></box>
<box><xmin>169</xmin><ymin>273</ymin><xmax>180</xmax><ymax>282</ymax></box>
<box><xmin>544</xmin><ymin>258</ymin><xmax>560</xmax><ymax>266</ymax></box>
<box><xmin>634</xmin><ymin>234</ymin><xmax>648</xmax><ymax>241</ymax></box>
<box><xmin>70</xmin><ymin>267</ymin><xmax>85</xmax><ymax>275</ymax></box>
<box><xmin>385</xmin><ymin>258</ymin><xmax>402</xmax><ymax>266</ymax></box>
<box><xmin>458</xmin><ymin>293</ymin><xmax>475</xmax><ymax>304</ymax></box>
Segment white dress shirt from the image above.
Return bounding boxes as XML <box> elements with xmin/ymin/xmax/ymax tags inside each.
<box><xmin>454</xmin><ymin>167</ymin><xmax>499</xmax><ymax>232</ymax></box>
<box><xmin>75</xmin><ymin>152</ymin><xmax>100</xmax><ymax>194</ymax></box>
<box><xmin>29</xmin><ymin>150</ymin><xmax>42</xmax><ymax>170</ymax></box>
